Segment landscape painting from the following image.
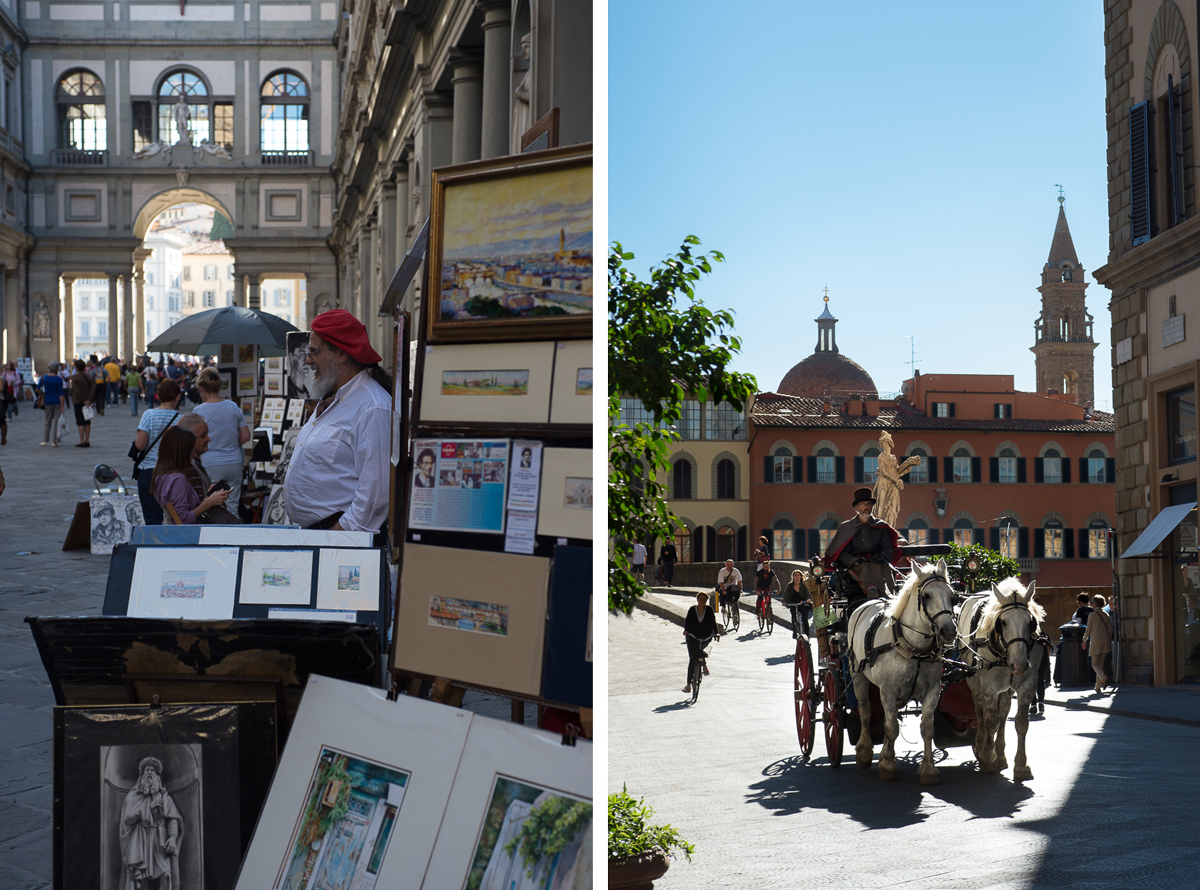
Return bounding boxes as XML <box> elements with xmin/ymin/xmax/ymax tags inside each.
<box><xmin>428</xmin><ymin>596</ymin><xmax>509</xmax><ymax>637</ymax></box>
<box><xmin>574</xmin><ymin>368</ymin><xmax>592</xmax><ymax>396</ymax></box>
<box><xmin>464</xmin><ymin>777</ymin><xmax>591</xmax><ymax>890</ymax></box>
<box><xmin>161</xmin><ymin>571</ymin><xmax>206</xmax><ymax>599</ymax></box>
<box><xmin>442</xmin><ymin>369</ymin><xmax>530</xmax><ymax>396</ymax></box>
<box><xmin>430</xmin><ymin>149</ymin><xmax>592</xmax><ymax>342</ymax></box>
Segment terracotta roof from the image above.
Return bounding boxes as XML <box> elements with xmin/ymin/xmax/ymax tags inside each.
<box><xmin>1047</xmin><ymin>204</ymin><xmax>1080</xmax><ymax>267</ymax></box>
<box><xmin>778</xmin><ymin>352</ymin><xmax>878</xmax><ymax>399</ymax></box>
<box><xmin>751</xmin><ymin>392</ymin><xmax>1115</xmax><ymax>434</ymax></box>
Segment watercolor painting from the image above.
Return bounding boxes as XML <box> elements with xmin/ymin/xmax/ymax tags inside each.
<box><xmin>238</xmin><ymin>344</ymin><xmax>256</xmax><ymax>364</ymax></box>
<box><xmin>262</xmin><ymin>568</ymin><xmax>292</xmax><ymax>587</ymax></box>
<box><xmin>428</xmin><ymin>596</ymin><xmax>508</xmax><ymax>636</ymax></box>
<box><xmin>563</xmin><ymin>477</ymin><xmax>592</xmax><ymax>510</ymax></box>
<box><xmin>219</xmin><ymin>345</ymin><xmax>235</xmax><ymax>364</ymax></box>
<box><xmin>465</xmin><ymin>777</ymin><xmax>591</xmax><ymax>890</ymax></box>
<box><xmin>574</xmin><ymin>368</ymin><xmax>592</xmax><ymax>396</ymax></box>
<box><xmin>160</xmin><ymin>571</ymin><xmax>206</xmax><ymax>599</ymax></box>
<box><xmin>441</xmin><ymin>370</ymin><xmax>530</xmax><ymax>396</ymax></box>
<box><xmin>338</xmin><ymin>566</ymin><xmax>360</xmax><ymax>591</ymax></box>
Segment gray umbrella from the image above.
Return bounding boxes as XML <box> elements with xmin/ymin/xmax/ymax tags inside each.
<box><xmin>146</xmin><ymin>306</ymin><xmax>299</xmax><ymax>357</ymax></box>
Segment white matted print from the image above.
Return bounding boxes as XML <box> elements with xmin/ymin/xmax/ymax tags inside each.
<box><xmin>239</xmin><ymin>550</ymin><xmax>314</xmax><ymax>605</ymax></box>
<box><xmin>233</xmin><ymin>675</ymin><xmax>472</xmax><ymax>890</ymax></box>
<box><xmin>316</xmin><ymin>549</ymin><xmax>380</xmax><ymax>611</ymax></box>
<box><xmin>420</xmin><ymin>341</ymin><xmax>555</xmax><ymax>423</ymax></box>
<box><xmin>548</xmin><ymin>339</ymin><xmax>593</xmax><ymax>424</ymax></box>
<box><xmin>419</xmin><ymin>718</ymin><xmax>593</xmax><ymax>890</ymax></box>
<box><xmin>129</xmin><ymin>547</ymin><xmax>240</xmax><ymax>619</ymax></box>
<box><xmin>536</xmin><ymin>448</ymin><xmax>593</xmax><ymax>540</ymax></box>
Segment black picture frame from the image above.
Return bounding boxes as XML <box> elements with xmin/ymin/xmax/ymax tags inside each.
<box><xmin>53</xmin><ymin>702</ymin><xmax>277</xmax><ymax>890</ymax></box>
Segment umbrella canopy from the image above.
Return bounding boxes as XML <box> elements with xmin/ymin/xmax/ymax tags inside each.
<box><xmin>146</xmin><ymin>306</ymin><xmax>300</xmax><ymax>357</ymax></box>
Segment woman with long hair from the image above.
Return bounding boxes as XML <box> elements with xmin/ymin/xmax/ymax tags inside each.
<box><xmin>152</xmin><ymin>427</ymin><xmax>230</xmax><ymax>524</ymax></box>
<box><xmin>192</xmin><ymin>368</ymin><xmax>249</xmax><ymax>515</ymax></box>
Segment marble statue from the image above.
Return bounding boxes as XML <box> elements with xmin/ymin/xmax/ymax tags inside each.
<box><xmin>871</xmin><ymin>431</ymin><xmax>922</xmax><ymax>529</ymax></box>
<box><xmin>32</xmin><ymin>300</ymin><xmax>51</xmax><ymax>341</ymax></box>
<box><xmin>510</xmin><ymin>33</ymin><xmax>532</xmax><ymax>154</ymax></box>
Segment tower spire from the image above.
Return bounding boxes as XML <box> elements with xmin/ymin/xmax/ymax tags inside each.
<box><xmin>815</xmin><ymin>288</ymin><xmax>838</xmax><ymax>353</ymax></box>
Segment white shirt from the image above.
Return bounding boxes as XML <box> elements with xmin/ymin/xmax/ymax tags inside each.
<box><xmin>285</xmin><ymin>369</ymin><xmax>392</xmax><ymax>533</ymax></box>
<box><xmin>632</xmin><ymin>543</ymin><xmax>647</xmax><ymax>564</ymax></box>
<box><xmin>717</xmin><ymin>566</ymin><xmax>742</xmax><ymax>588</ymax></box>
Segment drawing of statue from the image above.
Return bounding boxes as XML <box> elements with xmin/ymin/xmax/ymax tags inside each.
<box><xmin>173</xmin><ymin>97</ymin><xmax>190</xmax><ymax>144</ymax></box>
<box><xmin>510</xmin><ymin>33</ymin><xmax>532</xmax><ymax>154</ymax></box>
<box><xmin>32</xmin><ymin>300</ymin><xmax>51</xmax><ymax>340</ymax></box>
<box><xmin>871</xmin><ymin>431</ymin><xmax>923</xmax><ymax>529</ymax></box>
<box><xmin>119</xmin><ymin>756</ymin><xmax>184</xmax><ymax>890</ymax></box>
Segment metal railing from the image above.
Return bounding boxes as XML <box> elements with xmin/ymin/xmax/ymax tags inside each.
<box><xmin>53</xmin><ymin>148</ymin><xmax>107</xmax><ymax>166</ymax></box>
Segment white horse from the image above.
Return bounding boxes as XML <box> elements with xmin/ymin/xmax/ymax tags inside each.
<box><xmin>847</xmin><ymin>559</ymin><xmax>959</xmax><ymax>784</ymax></box>
<box><xmin>957</xmin><ymin>579</ymin><xmax>1046</xmax><ymax>780</ymax></box>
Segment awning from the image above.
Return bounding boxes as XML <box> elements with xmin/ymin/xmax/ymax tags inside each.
<box><xmin>1119</xmin><ymin>502</ymin><xmax>1198</xmax><ymax>558</ymax></box>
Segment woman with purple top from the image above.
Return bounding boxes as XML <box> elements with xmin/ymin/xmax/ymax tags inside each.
<box><xmin>152</xmin><ymin>427</ymin><xmax>230</xmax><ymax>523</ymax></box>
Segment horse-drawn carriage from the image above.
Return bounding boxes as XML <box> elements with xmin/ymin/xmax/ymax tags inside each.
<box><xmin>792</xmin><ymin>544</ymin><xmax>1048</xmax><ymax>783</ymax></box>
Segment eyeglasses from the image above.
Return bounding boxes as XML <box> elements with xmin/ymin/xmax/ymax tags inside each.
<box><xmin>301</xmin><ymin>345</ymin><xmax>331</xmax><ymax>361</ymax></box>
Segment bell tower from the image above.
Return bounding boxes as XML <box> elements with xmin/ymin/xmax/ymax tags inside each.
<box><xmin>1031</xmin><ymin>194</ymin><xmax>1098</xmax><ymax>407</ymax></box>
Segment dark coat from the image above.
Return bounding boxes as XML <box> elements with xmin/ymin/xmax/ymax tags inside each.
<box><xmin>824</xmin><ymin>514</ymin><xmax>903</xmax><ymax>568</ymax></box>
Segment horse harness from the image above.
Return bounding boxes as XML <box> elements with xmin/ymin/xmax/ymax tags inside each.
<box><xmin>852</xmin><ymin>574</ymin><xmax>954</xmax><ymax>673</ymax></box>
<box><xmin>965</xmin><ymin>601</ymin><xmax>1048</xmax><ymax>672</ymax></box>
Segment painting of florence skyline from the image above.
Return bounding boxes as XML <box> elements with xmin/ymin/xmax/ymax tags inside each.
<box><xmin>439</xmin><ymin>164</ymin><xmax>593</xmax><ymax>323</ymax></box>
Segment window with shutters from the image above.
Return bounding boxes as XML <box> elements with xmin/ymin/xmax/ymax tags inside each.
<box><xmin>907</xmin><ymin>448</ymin><xmax>928</xmax><ymax>483</ymax></box>
<box><xmin>1043</xmin><ymin>449</ymin><xmax>1062</xmax><ymax>484</ymax></box>
<box><xmin>1130</xmin><ymin>100</ymin><xmax>1154</xmax><ymax>245</ymax></box>
<box><xmin>816</xmin><ymin>448</ymin><xmax>836</xmax><ymax>484</ymax></box>
<box><xmin>862</xmin><ymin>447</ymin><xmax>879</xmax><ymax>483</ymax></box>
<box><xmin>1158</xmin><ymin>72</ymin><xmax>1185</xmax><ymax>231</ymax></box>
<box><xmin>203</xmin><ymin>291</ymin><xmax>215</xmax><ymax>307</ymax></box>
<box><xmin>772</xmin><ymin>449</ymin><xmax>793</xmax><ymax>483</ymax></box>
<box><xmin>674</xmin><ymin>529</ymin><xmax>692</xmax><ymax>563</ymax></box>
<box><xmin>998</xmin><ymin>519</ymin><xmax>1020</xmax><ymax>559</ymax></box>
<box><xmin>818</xmin><ymin>517</ymin><xmax>839</xmax><ymax>551</ymax></box>
<box><xmin>953</xmin><ymin>448</ymin><xmax>972</xmax><ymax>483</ymax></box>
<box><xmin>716</xmin><ymin>459</ymin><xmax>736</xmax><ymax>499</ymax></box>
<box><xmin>1088</xmin><ymin>520</ymin><xmax>1110</xmax><ymax>558</ymax></box>
<box><xmin>998</xmin><ymin>448</ymin><xmax>1017</xmax><ymax>483</ymax></box>
<box><xmin>952</xmin><ymin>519</ymin><xmax>974</xmax><ymax>547</ymax></box>
<box><xmin>1044</xmin><ymin>521</ymin><xmax>1064</xmax><ymax>558</ymax></box>
<box><xmin>1088</xmin><ymin>449</ymin><xmax>1107</xmax><ymax>483</ymax></box>
<box><xmin>934</xmin><ymin>402</ymin><xmax>953</xmax><ymax>418</ymax></box>
<box><xmin>672</xmin><ymin>459</ymin><xmax>692</xmax><ymax>499</ymax></box>
<box><xmin>906</xmin><ymin>519</ymin><xmax>928</xmax><ymax>546</ymax></box>
<box><xmin>183</xmin><ymin>291</ymin><xmax>194</xmax><ymax>307</ymax></box>
<box><xmin>773</xmin><ymin>521</ymin><xmax>794</xmax><ymax>561</ymax></box>
<box><xmin>994</xmin><ymin>403</ymin><xmax>1012</xmax><ymax>419</ymax></box>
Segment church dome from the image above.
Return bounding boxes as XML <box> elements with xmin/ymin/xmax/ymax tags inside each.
<box><xmin>777</xmin><ymin>295</ymin><xmax>879</xmax><ymax>399</ymax></box>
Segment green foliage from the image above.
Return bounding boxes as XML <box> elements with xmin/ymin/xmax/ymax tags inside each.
<box><xmin>504</xmin><ymin>797</ymin><xmax>592</xmax><ymax>879</ymax></box>
<box><xmin>608</xmin><ymin>786</ymin><xmax>693</xmax><ymax>862</ymax></box>
<box><xmin>608</xmin><ymin>237</ymin><xmax>756</xmax><ymax>613</ymax></box>
<box><xmin>293</xmin><ymin>753</ymin><xmax>352</xmax><ymax>860</ymax></box>
<box><xmin>209</xmin><ymin>212</ymin><xmax>234</xmax><ymax>241</ymax></box>
<box><xmin>941</xmin><ymin>542</ymin><xmax>1021</xmax><ymax>591</ymax></box>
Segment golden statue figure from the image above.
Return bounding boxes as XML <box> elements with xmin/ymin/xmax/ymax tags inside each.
<box><xmin>871</xmin><ymin>431</ymin><xmax>922</xmax><ymax>529</ymax></box>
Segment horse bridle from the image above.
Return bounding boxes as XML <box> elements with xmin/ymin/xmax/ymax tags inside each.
<box><xmin>892</xmin><ymin>574</ymin><xmax>955</xmax><ymax>656</ymax></box>
<box><xmin>970</xmin><ymin>601</ymin><xmax>1038</xmax><ymax>667</ymax></box>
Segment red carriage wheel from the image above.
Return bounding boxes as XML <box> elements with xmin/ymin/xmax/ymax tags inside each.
<box><xmin>794</xmin><ymin>638</ymin><xmax>815</xmax><ymax>758</ymax></box>
<box><xmin>823</xmin><ymin>667</ymin><xmax>844</xmax><ymax>768</ymax></box>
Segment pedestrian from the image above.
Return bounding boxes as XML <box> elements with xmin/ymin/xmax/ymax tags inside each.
<box><xmin>658</xmin><ymin>539</ymin><xmax>678</xmax><ymax>588</ymax></box>
<box><xmin>143</xmin><ymin>362</ymin><xmax>159</xmax><ymax>405</ymax></box>
<box><xmin>68</xmin><ymin>359</ymin><xmax>94</xmax><ymax>447</ymax></box>
<box><xmin>2</xmin><ymin>362</ymin><xmax>20</xmax><ymax>420</ymax></box>
<box><xmin>0</xmin><ymin>373</ymin><xmax>9</xmax><ymax>445</ymax></box>
<box><xmin>104</xmin><ymin>355</ymin><xmax>121</xmax><ymax>406</ymax></box>
<box><xmin>132</xmin><ymin>378</ymin><xmax>182</xmax><ymax>525</ymax></box>
<box><xmin>125</xmin><ymin>364</ymin><xmax>143</xmax><ymax>415</ymax></box>
<box><xmin>192</xmin><ymin>368</ymin><xmax>250</xmax><ymax>515</ymax></box>
<box><xmin>1071</xmin><ymin>592</ymin><xmax>1093</xmax><ymax>624</ymax></box>
<box><xmin>782</xmin><ymin>569</ymin><xmax>812</xmax><ymax>637</ymax></box>
<box><xmin>90</xmin><ymin>356</ymin><xmax>107</xmax><ymax>416</ymax></box>
<box><xmin>37</xmin><ymin>362</ymin><xmax>65</xmax><ymax>447</ymax></box>
<box><xmin>682</xmin><ymin>591</ymin><xmax>719</xmax><ymax>694</ymax></box>
<box><xmin>1082</xmin><ymin>594</ymin><xmax>1113</xmax><ymax>693</ymax></box>
<box><xmin>631</xmin><ymin>540</ymin><xmax>647</xmax><ymax>585</ymax></box>
<box><xmin>755</xmin><ymin>535</ymin><xmax>771</xmax><ymax>570</ymax></box>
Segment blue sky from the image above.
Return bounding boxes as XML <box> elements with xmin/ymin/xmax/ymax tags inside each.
<box><xmin>609</xmin><ymin>2</ymin><xmax>1112</xmax><ymax>409</ymax></box>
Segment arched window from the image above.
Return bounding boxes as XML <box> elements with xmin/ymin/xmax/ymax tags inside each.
<box><xmin>674</xmin><ymin>528</ymin><xmax>692</xmax><ymax>563</ymax></box>
<box><xmin>1043</xmin><ymin>519</ymin><xmax>1064</xmax><ymax>558</ymax></box>
<box><xmin>998</xmin><ymin>447</ymin><xmax>1017</xmax><ymax>483</ymax></box>
<box><xmin>136</xmin><ymin>70</ymin><xmax>233</xmax><ymax>152</ymax></box>
<box><xmin>818</xmin><ymin>516</ymin><xmax>839</xmax><ymax>551</ymax></box>
<box><xmin>816</xmin><ymin>447</ymin><xmax>836</xmax><ymax>484</ymax></box>
<box><xmin>672</xmin><ymin>460</ymin><xmax>692</xmax><ymax>500</ymax></box>
<box><xmin>772</xmin><ymin>519</ymin><xmax>794</xmax><ymax>561</ymax></box>
<box><xmin>953</xmin><ymin>517</ymin><xmax>975</xmax><ymax>547</ymax></box>
<box><xmin>998</xmin><ymin>517</ymin><xmax>1019</xmax><ymax>559</ymax></box>
<box><xmin>862</xmin><ymin>447</ymin><xmax>880</xmax><ymax>483</ymax></box>
<box><xmin>1087</xmin><ymin>519</ymin><xmax>1110</xmax><ymax>558</ymax></box>
<box><xmin>716</xmin><ymin>526</ymin><xmax>736</xmax><ymax>562</ymax></box>
<box><xmin>772</xmin><ymin>447</ymin><xmax>793</xmax><ymax>483</ymax></box>
<box><xmin>57</xmin><ymin>70</ymin><xmax>106</xmax><ymax>152</ymax></box>
<box><xmin>907</xmin><ymin>448</ymin><xmax>928</xmax><ymax>483</ymax></box>
<box><xmin>261</xmin><ymin>71</ymin><xmax>310</xmax><ymax>162</ymax></box>
<box><xmin>952</xmin><ymin>447</ymin><xmax>972</xmax><ymax>483</ymax></box>
<box><xmin>716</xmin><ymin>459</ymin><xmax>736</xmax><ymax>499</ymax></box>
<box><xmin>906</xmin><ymin>517</ymin><xmax>928</xmax><ymax>546</ymax></box>
<box><xmin>1088</xmin><ymin>448</ymin><xmax>1107</xmax><ymax>483</ymax></box>
<box><xmin>1043</xmin><ymin>448</ymin><xmax>1062</xmax><ymax>484</ymax></box>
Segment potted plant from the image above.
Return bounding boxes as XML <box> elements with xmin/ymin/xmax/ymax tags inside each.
<box><xmin>608</xmin><ymin>786</ymin><xmax>693</xmax><ymax>889</ymax></box>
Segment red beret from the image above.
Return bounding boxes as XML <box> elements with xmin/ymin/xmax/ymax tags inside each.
<box><xmin>310</xmin><ymin>309</ymin><xmax>382</xmax><ymax>365</ymax></box>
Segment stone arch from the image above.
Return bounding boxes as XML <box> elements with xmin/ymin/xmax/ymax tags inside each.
<box><xmin>811</xmin><ymin>438</ymin><xmax>839</xmax><ymax>455</ymax></box>
<box><xmin>948</xmin><ymin>439</ymin><xmax>976</xmax><ymax>457</ymax></box>
<box><xmin>949</xmin><ymin>510</ymin><xmax>976</xmax><ymax>527</ymax></box>
<box><xmin>997</xmin><ymin>508</ymin><xmax>1023</xmax><ymax>527</ymax></box>
<box><xmin>993</xmin><ymin>439</ymin><xmax>1022</xmax><ymax>458</ymax></box>
<box><xmin>904</xmin><ymin>439</ymin><xmax>933</xmax><ymax>457</ymax></box>
<box><xmin>1039</xmin><ymin>440</ymin><xmax>1066</xmax><ymax>458</ymax></box>
<box><xmin>711</xmin><ymin>451</ymin><xmax>741</xmax><ymax>500</ymax></box>
<box><xmin>1040</xmin><ymin>510</ymin><xmax>1068</xmax><ymax>527</ymax></box>
<box><xmin>766</xmin><ymin>438</ymin><xmax>798</xmax><ymax>455</ymax></box>
<box><xmin>1143</xmin><ymin>2</ymin><xmax>1191</xmax><ymax>102</ymax></box>
<box><xmin>816</xmin><ymin>510</ymin><xmax>841</xmax><ymax>527</ymax></box>
<box><xmin>768</xmin><ymin>510</ymin><xmax>798</xmax><ymax>528</ymax></box>
<box><xmin>669</xmin><ymin>450</ymin><xmax>698</xmax><ymax>500</ymax></box>
<box><xmin>902</xmin><ymin>510</ymin><xmax>933</xmax><ymax>527</ymax></box>
<box><xmin>712</xmin><ymin>515</ymin><xmax>740</xmax><ymax>532</ymax></box>
<box><xmin>857</xmin><ymin>438</ymin><xmax>882</xmax><ymax>457</ymax></box>
<box><xmin>672</xmin><ymin>516</ymin><xmax>696</xmax><ymax>532</ymax></box>
<box><xmin>1085</xmin><ymin>511</ymin><xmax>1112</xmax><ymax>527</ymax></box>
<box><xmin>1084</xmin><ymin>440</ymin><xmax>1112</xmax><ymax>458</ymax></box>
<box><xmin>134</xmin><ymin>187</ymin><xmax>236</xmax><ymax>240</ymax></box>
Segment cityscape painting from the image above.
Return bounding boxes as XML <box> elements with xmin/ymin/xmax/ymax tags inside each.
<box><xmin>428</xmin><ymin>596</ymin><xmax>509</xmax><ymax>637</ymax></box>
<box><xmin>429</xmin><ymin>147</ymin><xmax>592</xmax><ymax>342</ymax></box>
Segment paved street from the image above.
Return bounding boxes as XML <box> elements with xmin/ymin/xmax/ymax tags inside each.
<box><xmin>610</xmin><ymin>602</ymin><xmax>1200</xmax><ymax>889</ymax></box>
<box><xmin>0</xmin><ymin>397</ymin><xmax>531</xmax><ymax>889</ymax></box>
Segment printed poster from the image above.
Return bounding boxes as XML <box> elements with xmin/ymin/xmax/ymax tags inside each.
<box><xmin>506</xmin><ymin>440</ymin><xmax>543</xmax><ymax>512</ymax></box>
<box><xmin>409</xmin><ymin>438</ymin><xmax>509</xmax><ymax>534</ymax></box>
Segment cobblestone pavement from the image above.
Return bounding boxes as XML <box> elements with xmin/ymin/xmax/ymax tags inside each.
<box><xmin>610</xmin><ymin>607</ymin><xmax>1200</xmax><ymax>889</ymax></box>
<box><xmin>0</xmin><ymin>399</ymin><xmax>530</xmax><ymax>889</ymax></box>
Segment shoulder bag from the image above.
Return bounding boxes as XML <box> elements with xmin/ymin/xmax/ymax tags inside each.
<box><xmin>130</xmin><ymin>411</ymin><xmax>179</xmax><ymax>480</ymax></box>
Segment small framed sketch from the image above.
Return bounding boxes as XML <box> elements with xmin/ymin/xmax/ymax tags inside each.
<box><xmin>420</xmin><ymin>341</ymin><xmax>555</xmax><ymax>423</ymax></box>
<box><xmin>238</xmin><ymin>550</ymin><xmax>314</xmax><ymax>606</ymax></box>
<box><xmin>536</xmin><ymin>447</ymin><xmax>592</xmax><ymax>540</ymax></box>
<box><xmin>264</xmin><ymin>375</ymin><xmax>283</xmax><ymax>396</ymax></box>
<box><xmin>218</xmin><ymin>368</ymin><xmax>236</xmax><ymax>399</ymax></box>
<box><xmin>316</xmin><ymin>549</ymin><xmax>381</xmax><ymax>611</ymax></box>
<box><xmin>238</xmin><ymin>371</ymin><xmax>256</xmax><ymax>395</ymax></box>
<box><xmin>128</xmin><ymin>547</ymin><xmax>240</xmax><ymax>619</ymax></box>
<box><xmin>240</xmin><ymin>398</ymin><xmax>256</xmax><ymax>422</ymax></box>
<box><xmin>219</xmin><ymin>344</ymin><xmax>236</xmax><ymax>364</ymax></box>
<box><xmin>238</xmin><ymin>344</ymin><xmax>257</xmax><ymax>364</ymax></box>
<box><xmin>264</xmin><ymin>356</ymin><xmax>284</xmax><ymax>373</ymax></box>
<box><xmin>548</xmin><ymin>339</ymin><xmax>593</xmax><ymax>424</ymax></box>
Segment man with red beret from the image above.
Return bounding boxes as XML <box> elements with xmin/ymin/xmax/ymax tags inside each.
<box><xmin>284</xmin><ymin>309</ymin><xmax>392</xmax><ymax>535</ymax></box>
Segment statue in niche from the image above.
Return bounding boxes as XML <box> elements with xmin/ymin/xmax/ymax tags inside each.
<box><xmin>173</xmin><ymin>97</ymin><xmax>191</xmax><ymax>145</ymax></box>
<box><xmin>871</xmin><ymin>430</ymin><xmax>922</xmax><ymax>530</ymax></box>
<box><xmin>32</xmin><ymin>300</ymin><xmax>51</xmax><ymax>341</ymax></box>
<box><xmin>510</xmin><ymin>33</ymin><xmax>532</xmax><ymax>154</ymax></box>
<box><xmin>315</xmin><ymin>296</ymin><xmax>334</xmax><ymax>316</ymax></box>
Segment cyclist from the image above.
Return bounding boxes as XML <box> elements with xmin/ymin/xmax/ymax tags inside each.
<box><xmin>682</xmin><ymin>591</ymin><xmax>719</xmax><ymax>694</ymax></box>
<box><xmin>716</xmin><ymin>559</ymin><xmax>743</xmax><ymax>626</ymax></box>
<box><xmin>823</xmin><ymin>487</ymin><xmax>903</xmax><ymax>613</ymax></box>
<box><xmin>755</xmin><ymin>559</ymin><xmax>780</xmax><ymax>631</ymax></box>
<box><xmin>782</xmin><ymin>568</ymin><xmax>813</xmax><ymax>637</ymax></box>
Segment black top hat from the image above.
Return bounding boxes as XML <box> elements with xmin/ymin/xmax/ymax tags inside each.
<box><xmin>851</xmin><ymin>487</ymin><xmax>876</xmax><ymax>507</ymax></box>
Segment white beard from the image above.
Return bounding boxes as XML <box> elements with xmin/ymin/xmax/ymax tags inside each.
<box><xmin>308</xmin><ymin>369</ymin><xmax>337</xmax><ymax>401</ymax></box>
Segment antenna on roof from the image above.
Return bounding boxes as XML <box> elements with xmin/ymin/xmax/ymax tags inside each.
<box><xmin>904</xmin><ymin>335</ymin><xmax>921</xmax><ymax>379</ymax></box>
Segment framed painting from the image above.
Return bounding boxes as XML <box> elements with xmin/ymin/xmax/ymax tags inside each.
<box><xmin>264</xmin><ymin>356</ymin><xmax>283</xmax><ymax>373</ymax></box>
<box><xmin>54</xmin><ymin>702</ymin><xmax>277</xmax><ymax>890</ymax></box>
<box><xmin>264</xmin><ymin>375</ymin><xmax>283</xmax><ymax>396</ymax></box>
<box><xmin>285</xmin><ymin>331</ymin><xmax>314</xmax><ymax>399</ymax></box>
<box><xmin>232</xmin><ymin>675</ymin><xmax>471</xmax><ymax>890</ymax></box>
<box><xmin>536</xmin><ymin>447</ymin><xmax>593</xmax><ymax>540</ymax></box>
<box><xmin>548</xmin><ymin>339</ymin><xmax>593</xmax><ymax>425</ymax></box>
<box><xmin>426</xmin><ymin>144</ymin><xmax>592</xmax><ymax>343</ymax></box>
<box><xmin>420</xmin><ymin>341</ymin><xmax>555</xmax><ymax>424</ymax></box>
<box><xmin>127</xmin><ymin>547</ymin><xmax>240</xmax><ymax>619</ymax></box>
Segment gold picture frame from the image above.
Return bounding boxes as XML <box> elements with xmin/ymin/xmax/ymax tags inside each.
<box><xmin>426</xmin><ymin>144</ymin><xmax>592</xmax><ymax>343</ymax></box>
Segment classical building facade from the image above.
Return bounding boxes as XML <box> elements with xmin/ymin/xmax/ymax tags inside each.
<box><xmin>1096</xmin><ymin>0</ymin><xmax>1200</xmax><ymax>685</ymax></box>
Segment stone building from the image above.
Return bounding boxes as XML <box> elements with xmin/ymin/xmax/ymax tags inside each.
<box><xmin>0</xmin><ymin>0</ymin><xmax>33</xmax><ymax>362</ymax></box>
<box><xmin>1095</xmin><ymin>0</ymin><xmax>1200</xmax><ymax>685</ymax></box>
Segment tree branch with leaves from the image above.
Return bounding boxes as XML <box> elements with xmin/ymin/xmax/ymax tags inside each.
<box><xmin>608</xmin><ymin>236</ymin><xmax>756</xmax><ymax>614</ymax></box>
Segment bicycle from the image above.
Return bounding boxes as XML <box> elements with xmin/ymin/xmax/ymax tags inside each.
<box><xmin>685</xmin><ymin>632</ymin><xmax>715</xmax><ymax>702</ymax></box>
<box><xmin>720</xmin><ymin>587</ymin><xmax>741</xmax><ymax>632</ymax></box>
<box><xmin>756</xmin><ymin>591</ymin><xmax>774</xmax><ymax>635</ymax></box>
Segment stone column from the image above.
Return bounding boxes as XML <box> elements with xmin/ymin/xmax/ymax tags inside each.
<box><xmin>61</xmin><ymin>276</ymin><xmax>75</xmax><ymax>361</ymax></box>
<box><xmin>449</xmin><ymin>51</ymin><xmax>483</xmax><ymax>164</ymax></box>
<box><xmin>479</xmin><ymin>0</ymin><xmax>512</xmax><ymax>159</ymax></box>
<box><xmin>121</xmin><ymin>272</ymin><xmax>133</xmax><ymax>361</ymax></box>
<box><xmin>107</xmin><ymin>275</ymin><xmax>119</xmax><ymax>357</ymax></box>
<box><xmin>133</xmin><ymin>258</ymin><xmax>148</xmax><ymax>355</ymax></box>
<box><xmin>248</xmin><ymin>273</ymin><xmax>261</xmax><ymax>310</ymax></box>
<box><xmin>380</xmin><ymin>181</ymin><xmax>398</xmax><ymax>289</ymax></box>
<box><xmin>235</xmin><ymin>274</ymin><xmax>247</xmax><ymax>308</ymax></box>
